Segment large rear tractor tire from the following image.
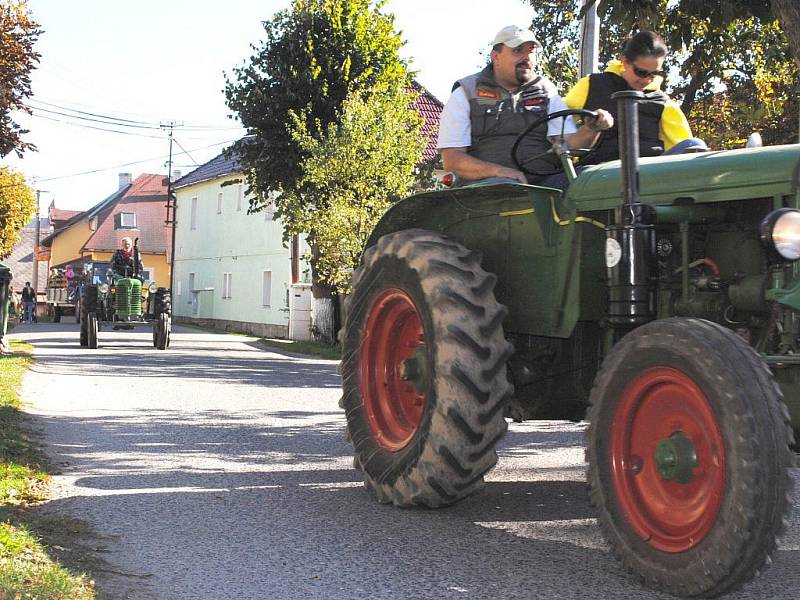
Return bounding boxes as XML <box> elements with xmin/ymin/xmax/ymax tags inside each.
<box><xmin>587</xmin><ymin>318</ymin><xmax>794</xmax><ymax>597</ymax></box>
<box><xmin>340</xmin><ymin>229</ymin><xmax>513</xmax><ymax>507</ymax></box>
<box><xmin>86</xmin><ymin>312</ymin><xmax>99</xmax><ymax>349</ymax></box>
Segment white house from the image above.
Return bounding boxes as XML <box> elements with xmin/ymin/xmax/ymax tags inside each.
<box><xmin>172</xmin><ymin>150</ymin><xmax>312</xmax><ymax>339</ymax></box>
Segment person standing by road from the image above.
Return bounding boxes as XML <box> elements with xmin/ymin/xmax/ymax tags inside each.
<box><xmin>436</xmin><ymin>24</ymin><xmax>613</xmax><ymax>188</ymax></box>
<box><xmin>20</xmin><ymin>281</ymin><xmax>35</xmax><ymax>323</ymax></box>
<box><xmin>564</xmin><ymin>31</ymin><xmax>703</xmax><ymax>165</ymax></box>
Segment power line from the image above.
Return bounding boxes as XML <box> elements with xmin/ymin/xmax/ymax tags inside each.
<box><xmin>34</xmin><ymin>139</ymin><xmax>237</xmax><ymax>182</ymax></box>
<box><xmin>173</xmin><ymin>138</ymin><xmax>200</xmax><ymax>166</ymax></box>
<box><xmin>27</xmin><ymin>112</ymin><xmax>239</xmax><ymax>141</ymax></box>
<box><xmin>29</xmin><ymin>112</ymin><xmax>167</xmax><ymax>139</ymax></box>
<box><xmin>27</xmin><ymin>98</ymin><xmax>245</xmax><ymax>131</ymax></box>
<box><xmin>28</xmin><ymin>99</ymin><xmax>162</xmax><ymax>127</ymax></box>
<box><xmin>27</xmin><ymin>104</ymin><xmax>165</xmax><ymax>130</ymax></box>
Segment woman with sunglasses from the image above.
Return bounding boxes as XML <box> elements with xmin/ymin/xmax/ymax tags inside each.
<box><xmin>565</xmin><ymin>31</ymin><xmax>701</xmax><ymax>166</ymax></box>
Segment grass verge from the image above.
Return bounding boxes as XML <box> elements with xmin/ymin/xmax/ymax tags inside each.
<box><xmin>259</xmin><ymin>338</ymin><xmax>341</xmax><ymax>360</ymax></box>
<box><xmin>1</xmin><ymin>340</ymin><xmax>96</xmax><ymax>599</ymax></box>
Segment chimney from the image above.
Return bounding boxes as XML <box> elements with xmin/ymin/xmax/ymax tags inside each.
<box><xmin>119</xmin><ymin>172</ymin><xmax>133</xmax><ymax>190</ymax></box>
<box><xmin>171</xmin><ymin>169</ymin><xmax>182</xmax><ymax>182</ymax></box>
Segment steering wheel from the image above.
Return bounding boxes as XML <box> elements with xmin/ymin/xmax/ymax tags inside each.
<box><xmin>511</xmin><ymin>108</ymin><xmax>599</xmax><ymax>176</ymax></box>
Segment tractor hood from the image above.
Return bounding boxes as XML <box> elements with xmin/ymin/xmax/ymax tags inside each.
<box><xmin>566</xmin><ymin>144</ymin><xmax>800</xmax><ymax>210</ymax></box>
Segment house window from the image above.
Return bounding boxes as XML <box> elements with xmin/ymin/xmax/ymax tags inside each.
<box><xmin>115</xmin><ymin>212</ymin><xmax>137</xmax><ymax>229</ymax></box>
<box><xmin>217</xmin><ymin>191</ymin><xmax>223</xmax><ymax>214</ymax></box>
<box><xmin>89</xmin><ymin>216</ymin><xmax>98</xmax><ymax>231</ymax></box>
<box><xmin>141</xmin><ymin>268</ymin><xmax>152</xmax><ymax>282</ymax></box>
<box><xmin>222</xmin><ymin>272</ymin><xmax>232</xmax><ymax>299</ymax></box>
<box><xmin>237</xmin><ymin>184</ymin><xmax>243</xmax><ymax>212</ymax></box>
<box><xmin>262</xmin><ymin>270</ymin><xmax>272</xmax><ymax>307</ymax></box>
<box><xmin>190</xmin><ymin>197</ymin><xmax>198</xmax><ymax>230</ymax></box>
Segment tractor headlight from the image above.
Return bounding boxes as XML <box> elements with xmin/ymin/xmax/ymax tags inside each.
<box><xmin>99</xmin><ymin>283</ymin><xmax>109</xmax><ymax>294</ymax></box>
<box><xmin>148</xmin><ymin>282</ymin><xmax>158</xmax><ymax>293</ymax></box>
<box><xmin>761</xmin><ymin>208</ymin><xmax>800</xmax><ymax>261</ymax></box>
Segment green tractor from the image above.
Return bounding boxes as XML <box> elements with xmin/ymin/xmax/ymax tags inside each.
<box><xmin>80</xmin><ymin>242</ymin><xmax>172</xmax><ymax>350</ymax></box>
<box><xmin>340</xmin><ymin>92</ymin><xmax>796</xmax><ymax>597</ymax></box>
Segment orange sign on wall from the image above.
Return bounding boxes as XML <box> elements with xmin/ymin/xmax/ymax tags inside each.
<box><xmin>34</xmin><ymin>246</ymin><xmax>51</xmax><ymax>261</ymax></box>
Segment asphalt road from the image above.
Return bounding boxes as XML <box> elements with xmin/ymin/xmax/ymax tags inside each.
<box><xmin>8</xmin><ymin>322</ymin><xmax>800</xmax><ymax>599</ymax></box>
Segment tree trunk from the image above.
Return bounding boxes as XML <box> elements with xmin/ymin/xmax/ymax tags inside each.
<box><xmin>773</xmin><ymin>0</ymin><xmax>800</xmax><ymax>69</ymax></box>
<box><xmin>309</xmin><ymin>242</ymin><xmax>337</xmax><ymax>345</ymax></box>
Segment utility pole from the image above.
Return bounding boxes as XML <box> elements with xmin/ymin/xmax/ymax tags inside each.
<box><xmin>160</xmin><ymin>121</ymin><xmax>179</xmax><ymax>294</ymax></box>
<box><xmin>579</xmin><ymin>0</ymin><xmax>600</xmax><ymax>78</ymax></box>
<box><xmin>32</xmin><ymin>189</ymin><xmax>48</xmax><ymax>298</ymax></box>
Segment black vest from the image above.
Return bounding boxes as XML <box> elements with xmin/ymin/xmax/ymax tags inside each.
<box><xmin>582</xmin><ymin>72</ymin><xmax>667</xmax><ymax>165</ymax></box>
<box><xmin>457</xmin><ymin>66</ymin><xmax>561</xmax><ymax>174</ymax></box>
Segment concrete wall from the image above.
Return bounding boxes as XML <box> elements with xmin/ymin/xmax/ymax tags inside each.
<box><xmin>174</xmin><ymin>315</ymin><xmax>288</xmax><ymax>339</ymax></box>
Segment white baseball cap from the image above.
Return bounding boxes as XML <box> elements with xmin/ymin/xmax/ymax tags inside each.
<box><xmin>493</xmin><ymin>25</ymin><xmax>541</xmax><ymax>48</ymax></box>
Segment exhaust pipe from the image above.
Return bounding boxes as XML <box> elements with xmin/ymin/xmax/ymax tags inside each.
<box><xmin>606</xmin><ymin>91</ymin><xmax>655</xmax><ymax>328</ymax></box>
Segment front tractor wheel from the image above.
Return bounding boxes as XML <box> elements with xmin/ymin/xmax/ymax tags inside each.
<box><xmin>587</xmin><ymin>318</ymin><xmax>794</xmax><ymax>597</ymax></box>
<box><xmin>340</xmin><ymin>229</ymin><xmax>513</xmax><ymax>507</ymax></box>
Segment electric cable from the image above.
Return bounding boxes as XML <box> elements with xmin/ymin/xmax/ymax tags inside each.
<box><xmin>34</xmin><ymin>139</ymin><xmax>237</xmax><ymax>182</ymax></box>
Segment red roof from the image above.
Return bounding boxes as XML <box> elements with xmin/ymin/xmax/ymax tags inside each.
<box><xmin>411</xmin><ymin>83</ymin><xmax>444</xmax><ymax>163</ymax></box>
<box><xmin>49</xmin><ymin>207</ymin><xmax>81</xmax><ymax>225</ymax></box>
<box><xmin>82</xmin><ymin>173</ymin><xmax>170</xmax><ymax>255</ymax></box>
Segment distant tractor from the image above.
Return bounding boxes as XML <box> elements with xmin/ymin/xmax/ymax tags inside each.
<box><xmin>80</xmin><ymin>239</ymin><xmax>172</xmax><ymax>350</ymax></box>
<box><xmin>340</xmin><ymin>92</ymin><xmax>796</xmax><ymax>597</ymax></box>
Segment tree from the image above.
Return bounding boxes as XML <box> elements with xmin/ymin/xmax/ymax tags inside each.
<box><xmin>225</xmin><ymin>0</ymin><xmax>424</xmax><ymax>343</ymax></box>
<box><xmin>286</xmin><ymin>83</ymin><xmax>425</xmax><ymax>295</ymax></box>
<box><xmin>0</xmin><ymin>0</ymin><xmax>41</xmax><ymax>158</ymax></box>
<box><xmin>578</xmin><ymin>1</ymin><xmax>800</xmax><ymax>70</ymax></box>
<box><xmin>0</xmin><ymin>167</ymin><xmax>36</xmax><ymax>259</ymax></box>
<box><xmin>224</xmin><ymin>0</ymin><xmax>409</xmax><ymax>208</ymax></box>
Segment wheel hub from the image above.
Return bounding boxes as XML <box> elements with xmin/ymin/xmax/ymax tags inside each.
<box><xmin>654</xmin><ymin>432</ymin><xmax>698</xmax><ymax>484</ymax></box>
<box><xmin>610</xmin><ymin>367</ymin><xmax>726</xmax><ymax>553</ymax></box>
<box><xmin>399</xmin><ymin>345</ymin><xmax>429</xmax><ymax>396</ymax></box>
<box><xmin>359</xmin><ymin>289</ymin><xmax>428</xmax><ymax>452</ymax></box>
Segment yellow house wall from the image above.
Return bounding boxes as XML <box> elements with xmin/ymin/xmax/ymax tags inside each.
<box><xmin>142</xmin><ymin>254</ymin><xmax>169</xmax><ymax>287</ymax></box>
<box><xmin>49</xmin><ymin>221</ymin><xmax>92</xmax><ymax>267</ymax></box>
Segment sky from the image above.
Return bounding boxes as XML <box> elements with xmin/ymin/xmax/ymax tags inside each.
<box><xmin>3</xmin><ymin>0</ymin><xmax>536</xmax><ymax>214</ymax></box>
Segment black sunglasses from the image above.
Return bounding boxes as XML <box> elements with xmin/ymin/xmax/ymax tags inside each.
<box><xmin>632</xmin><ymin>65</ymin><xmax>665</xmax><ymax>79</ymax></box>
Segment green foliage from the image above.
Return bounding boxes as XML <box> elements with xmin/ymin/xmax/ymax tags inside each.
<box><xmin>0</xmin><ymin>167</ymin><xmax>36</xmax><ymax>259</ymax></box>
<box><xmin>0</xmin><ymin>522</ymin><xmax>96</xmax><ymax>600</ymax></box>
<box><xmin>224</xmin><ymin>0</ymin><xmax>410</xmax><ymax>212</ymax></box>
<box><xmin>286</xmin><ymin>83</ymin><xmax>425</xmax><ymax>290</ymax></box>
<box><xmin>688</xmin><ymin>20</ymin><xmax>799</xmax><ymax>148</ymax></box>
<box><xmin>0</xmin><ymin>0</ymin><xmax>41</xmax><ymax>158</ymax></box>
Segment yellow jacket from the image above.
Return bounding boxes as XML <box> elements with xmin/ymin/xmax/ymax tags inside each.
<box><xmin>565</xmin><ymin>60</ymin><xmax>692</xmax><ymax>151</ymax></box>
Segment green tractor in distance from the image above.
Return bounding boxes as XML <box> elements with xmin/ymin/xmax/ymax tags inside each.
<box><xmin>340</xmin><ymin>91</ymin><xmax>796</xmax><ymax>597</ymax></box>
<box><xmin>80</xmin><ymin>240</ymin><xmax>172</xmax><ymax>350</ymax></box>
